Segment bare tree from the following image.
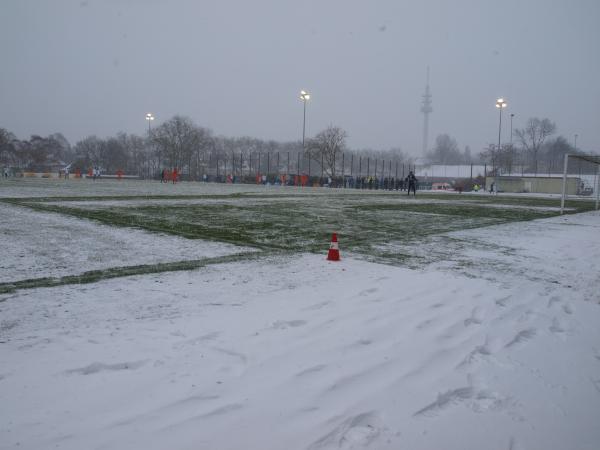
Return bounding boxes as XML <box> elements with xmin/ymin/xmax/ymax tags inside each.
<box><xmin>191</xmin><ymin>126</ymin><xmax>213</xmax><ymax>179</ymax></box>
<box><xmin>115</xmin><ymin>133</ymin><xmax>146</xmax><ymax>176</ymax></box>
<box><xmin>151</xmin><ymin>116</ymin><xmax>204</xmax><ymax>173</ymax></box>
<box><xmin>426</xmin><ymin>134</ymin><xmax>462</xmax><ymax>164</ymax></box>
<box><xmin>515</xmin><ymin>118</ymin><xmax>556</xmax><ymax>175</ymax></box>
<box><xmin>0</xmin><ymin>128</ymin><xmax>17</xmax><ymax>167</ymax></box>
<box><xmin>479</xmin><ymin>144</ymin><xmax>501</xmax><ymax>174</ymax></box>
<box><xmin>306</xmin><ymin>126</ymin><xmax>347</xmax><ymax>177</ymax></box>
<box><xmin>73</xmin><ymin>136</ymin><xmax>103</xmax><ymax>169</ymax></box>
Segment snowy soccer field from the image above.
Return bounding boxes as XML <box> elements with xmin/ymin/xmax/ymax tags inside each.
<box><xmin>1</xmin><ymin>178</ymin><xmax>600</xmax><ymax>450</ymax></box>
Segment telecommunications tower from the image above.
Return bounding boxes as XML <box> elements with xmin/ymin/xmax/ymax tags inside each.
<box><xmin>420</xmin><ymin>67</ymin><xmax>433</xmax><ymax>154</ymax></box>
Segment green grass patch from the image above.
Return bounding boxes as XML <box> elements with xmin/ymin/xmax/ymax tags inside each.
<box><xmin>2</xmin><ymin>190</ymin><xmax>594</xmax><ymax>292</ymax></box>
<box><xmin>5</xmin><ymin>193</ymin><xmax>565</xmax><ymax>258</ymax></box>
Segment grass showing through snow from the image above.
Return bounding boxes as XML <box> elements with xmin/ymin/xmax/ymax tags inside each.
<box><xmin>1</xmin><ymin>180</ymin><xmax>595</xmax><ymax>290</ymax></box>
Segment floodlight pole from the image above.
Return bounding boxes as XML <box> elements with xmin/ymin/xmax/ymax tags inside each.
<box><xmin>299</xmin><ymin>90</ymin><xmax>310</xmax><ymax>150</ymax></box>
<box><xmin>495</xmin><ymin>98</ymin><xmax>507</xmax><ymax>194</ymax></box>
<box><xmin>510</xmin><ymin>113</ymin><xmax>515</xmax><ymax>175</ymax></box>
<box><xmin>303</xmin><ymin>100</ymin><xmax>307</xmax><ymax>148</ymax></box>
<box><xmin>146</xmin><ymin>113</ymin><xmax>155</xmax><ymax>135</ymax></box>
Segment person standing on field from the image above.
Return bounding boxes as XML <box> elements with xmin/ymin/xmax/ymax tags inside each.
<box><xmin>407</xmin><ymin>171</ymin><xmax>417</xmax><ymax>196</ymax></box>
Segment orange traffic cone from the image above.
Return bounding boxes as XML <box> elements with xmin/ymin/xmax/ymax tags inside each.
<box><xmin>327</xmin><ymin>233</ymin><xmax>341</xmax><ymax>261</ymax></box>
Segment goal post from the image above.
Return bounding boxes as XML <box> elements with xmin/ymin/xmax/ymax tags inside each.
<box><xmin>560</xmin><ymin>154</ymin><xmax>600</xmax><ymax>214</ymax></box>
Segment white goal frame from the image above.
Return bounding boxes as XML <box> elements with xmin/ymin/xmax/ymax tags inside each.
<box><xmin>560</xmin><ymin>154</ymin><xmax>600</xmax><ymax>214</ymax></box>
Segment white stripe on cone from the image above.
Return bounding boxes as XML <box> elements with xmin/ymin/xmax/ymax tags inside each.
<box><xmin>329</xmin><ymin>242</ymin><xmax>339</xmax><ymax>250</ymax></box>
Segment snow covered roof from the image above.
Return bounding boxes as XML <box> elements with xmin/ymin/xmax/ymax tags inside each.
<box><xmin>569</xmin><ymin>153</ymin><xmax>600</xmax><ymax>164</ymax></box>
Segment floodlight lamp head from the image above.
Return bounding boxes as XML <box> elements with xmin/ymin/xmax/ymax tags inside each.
<box><xmin>300</xmin><ymin>90</ymin><xmax>310</xmax><ymax>101</ymax></box>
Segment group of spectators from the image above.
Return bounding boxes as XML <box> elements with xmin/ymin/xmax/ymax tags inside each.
<box><xmin>343</xmin><ymin>172</ymin><xmax>418</xmax><ymax>194</ymax></box>
<box><xmin>160</xmin><ymin>168</ymin><xmax>179</xmax><ymax>184</ymax></box>
<box><xmin>191</xmin><ymin>171</ymin><xmax>420</xmax><ymax>195</ymax></box>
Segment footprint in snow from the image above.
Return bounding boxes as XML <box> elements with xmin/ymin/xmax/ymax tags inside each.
<box><xmin>457</xmin><ymin>338</ymin><xmax>499</xmax><ymax>368</ymax></box>
<box><xmin>469</xmin><ymin>389</ymin><xmax>515</xmax><ymax>413</ymax></box>
<box><xmin>271</xmin><ymin>320</ymin><xmax>307</xmax><ymax>330</ymax></box>
<box><xmin>196</xmin><ymin>403</ymin><xmax>243</xmax><ymax>419</ymax></box>
<box><xmin>211</xmin><ymin>347</ymin><xmax>247</xmax><ymax>364</ymax></box>
<box><xmin>302</xmin><ymin>301</ymin><xmax>330</xmax><ymax>311</ymax></box>
<box><xmin>495</xmin><ymin>295</ymin><xmax>511</xmax><ymax>307</ymax></box>
<box><xmin>508</xmin><ymin>436</ymin><xmax>527</xmax><ymax>450</ymax></box>
<box><xmin>172</xmin><ymin>331</ymin><xmax>220</xmax><ymax>350</ymax></box>
<box><xmin>464</xmin><ymin>307</ymin><xmax>483</xmax><ymax>326</ymax></box>
<box><xmin>416</xmin><ymin>318</ymin><xmax>435</xmax><ymax>330</ymax></box>
<box><xmin>505</xmin><ymin>328</ymin><xmax>536</xmax><ymax>348</ymax></box>
<box><xmin>295</xmin><ymin>364</ymin><xmax>327</xmax><ymax>377</ymax></box>
<box><xmin>547</xmin><ymin>296</ymin><xmax>562</xmax><ymax>308</ymax></box>
<box><xmin>549</xmin><ymin>317</ymin><xmax>567</xmax><ymax>334</ymax></box>
<box><xmin>359</xmin><ymin>287</ymin><xmax>378</xmax><ymax>297</ymax></box>
<box><xmin>415</xmin><ymin>373</ymin><xmax>515</xmax><ymax>418</ymax></box>
<box><xmin>562</xmin><ymin>303</ymin><xmax>573</xmax><ymax>315</ymax></box>
<box><xmin>66</xmin><ymin>360</ymin><xmax>147</xmax><ymax>375</ymax></box>
<box><xmin>413</xmin><ymin>386</ymin><xmax>474</xmax><ymax>417</ymax></box>
<box><xmin>308</xmin><ymin>412</ymin><xmax>386</xmax><ymax>449</ymax></box>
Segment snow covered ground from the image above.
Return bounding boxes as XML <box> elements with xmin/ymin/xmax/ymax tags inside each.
<box><xmin>0</xmin><ymin>178</ymin><xmax>267</xmax><ymax>198</ymax></box>
<box><xmin>0</xmin><ymin>204</ymin><xmax>253</xmax><ymax>283</ymax></box>
<box><xmin>1</xmin><ymin>209</ymin><xmax>599</xmax><ymax>450</ymax></box>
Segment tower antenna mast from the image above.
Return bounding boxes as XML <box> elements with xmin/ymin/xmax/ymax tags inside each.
<box><xmin>420</xmin><ymin>66</ymin><xmax>433</xmax><ymax>154</ymax></box>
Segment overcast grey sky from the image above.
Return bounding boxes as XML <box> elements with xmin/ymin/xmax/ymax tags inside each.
<box><xmin>1</xmin><ymin>0</ymin><xmax>599</xmax><ymax>155</ymax></box>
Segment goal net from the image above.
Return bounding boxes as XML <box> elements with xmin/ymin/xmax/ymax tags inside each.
<box><xmin>560</xmin><ymin>154</ymin><xmax>600</xmax><ymax>214</ymax></box>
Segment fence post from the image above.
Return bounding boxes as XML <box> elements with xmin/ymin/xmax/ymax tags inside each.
<box><xmin>359</xmin><ymin>156</ymin><xmax>362</xmax><ymax>178</ymax></box>
<box><xmin>560</xmin><ymin>153</ymin><xmax>569</xmax><ymax>214</ymax></box>
<box><xmin>321</xmin><ymin>153</ymin><xmax>324</xmax><ymax>178</ymax></box>
<box><xmin>484</xmin><ymin>163</ymin><xmax>487</xmax><ymax>190</ymax></box>
<box><xmin>333</xmin><ymin>153</ymin><xmax>336</xmax><ymax>179</ymax></box>
<box><xmin>596</xmin><ymin>164</ymin><xmax>600</xmax><ymax>210</ymax></box>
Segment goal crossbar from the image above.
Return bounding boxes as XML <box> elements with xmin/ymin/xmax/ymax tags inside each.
<box><xmin>560</xmin><ymin>154</ymin><xmax>600</xmax><ymax>214</ymax></box>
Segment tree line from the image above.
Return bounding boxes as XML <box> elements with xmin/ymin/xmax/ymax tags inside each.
<box><xmin>428</xmin><ymin>117</ymin><xmax>589</xmax><ymax>175</ymax></box>
<box><xmin>0</xmin><ymin>115</ymin><xmax>590</xmax><ymax>178</ymax></box>
<box><xmin>0</xmin><ymin>117</ymin><xmax>411</xmax><ymax>179</ymax></box>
